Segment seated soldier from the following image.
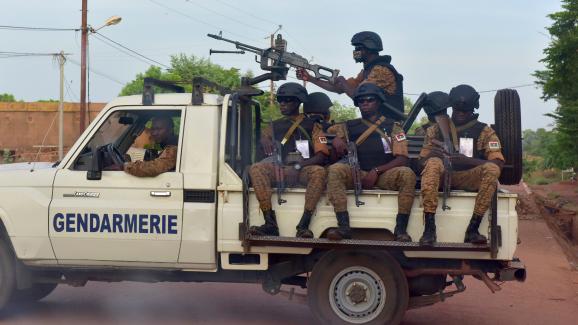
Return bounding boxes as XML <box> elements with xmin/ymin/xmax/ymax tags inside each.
<box><xmin>325</xmin><ymin>83</ymin><xmax>416</xmax><ymax>241</ymax></box>
<box><xmin>123</xmin><ymin>116</ymin><xmax>178</xmax><ymax>177</ymax></box>
<box><xmin>303</xmin><ymin>92</ymin><xmax>333</xmax><ymax>131</ymax></box>
<box><xmin>419</xmin><ymin>84</ymin><xmax>505</xmax><ymax>246</ymax></box>
<box><xmin>249</xmin><ymin>83</ymin><xmax>330</xmax><ymax>238</ymax></box>
<box><xmin>414</xmin><ymin>91</ymin><xmax>450</xmax><ymax>136</ymax></box>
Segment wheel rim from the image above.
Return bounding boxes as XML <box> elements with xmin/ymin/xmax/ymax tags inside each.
<box><xmin>328</xmin><ymin>266</ymin><xmax>386</xmax><ymax>324</ymax></box>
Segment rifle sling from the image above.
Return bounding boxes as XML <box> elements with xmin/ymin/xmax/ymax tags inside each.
<box><xmin>280</xmin><ymin>115</ymin><xmax>306</xmax><ymax>145</ymax></box>
<box><xmin>355</xmin><ymin>116</ymin><xmax>387</xmax><ymax>146</ymax></box>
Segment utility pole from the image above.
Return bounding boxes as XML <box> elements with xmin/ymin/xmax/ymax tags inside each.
<box><xmin>80</xmin><ymin>0</ymin><xmax>88</xmax><ymax>134</ymax></box>
<box><xmin>57</xmin><ymin>51</ymin><xmax>66</xmax><ymax>160</ymax></box>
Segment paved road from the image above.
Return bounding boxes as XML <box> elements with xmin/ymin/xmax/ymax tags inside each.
<box><xmin>3</xmin><ymin>219</ymin><xmax>577</xmax><ymax>325</ymax></box>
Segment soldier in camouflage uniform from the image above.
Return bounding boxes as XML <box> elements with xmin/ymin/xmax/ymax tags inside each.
<box><xmin>296</xmin><ymin>31</ymin><xmax>405</xmax><ymax>116</ymax></box>
<box><xmin>325</xmin><ymin>83</ymin><xmax>416</xmax><ymax>241</ymax></box>
<box><xmin>249</xmin><ymin>83</ymin><xmax>330</xmax><ymax>238</ymax></box>
<box><xmin>419</xmin><ymin>85</ymin><xmax>505</xmax><ymax>246</ymax></box>
<box><xmin>123</xmin><ymin>116</ymin><xmax>178</xmax><ymax>177</ymax></box>
<box><xmin>304</xmin><ymin>92</ymin><xmax>332</xmax><ymax>130</ymax></box>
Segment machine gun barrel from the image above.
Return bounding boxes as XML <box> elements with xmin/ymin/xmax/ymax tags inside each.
<box><xmin>209</xmin><ymin>49</ymin><xmax>245</xmax><ymax>55</ymax></box>
<box><xmin>207</xmin><ymin>34</ymin><xmax>263</xmax><ymax>54</ymax></box>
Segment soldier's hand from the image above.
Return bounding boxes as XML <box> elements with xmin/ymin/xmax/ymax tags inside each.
<box><xmin>285</xmin><ymin>167</ymin><xmax>300</xmax><ymax>186</ymax></box>
<box><xmin>296</xmin><ymin>68</ymin><xmax>311</xmax><ymax>81</ymax></box>
<box><xmin>334</xmin><ymin>76</ymin><xmax>348</xmax><ymax>91</ymax></box>
<box><xmin>361</xmin><ymin>170</ymin><xmax>378</xmax><ymax>189</ymax></box>
<box><xmin>332</xmin><ymin>137</ymin><xmax>348</xmax><ymax>157</ymax></box>
<box><xmin>261</xmin><ymin>138</ymin><xmax>274</xmax><ymax>156</ymax></box>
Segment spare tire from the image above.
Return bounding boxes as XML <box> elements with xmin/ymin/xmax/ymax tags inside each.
<box><xmin>494</xmin><ymin>89</ymin><xmax>522</xmax><ymax>185</ymax></box>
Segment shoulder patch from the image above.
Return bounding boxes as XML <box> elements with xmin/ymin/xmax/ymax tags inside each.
<box><xmin>395</xmin><ymin>132</ymin><xmax>407</xmax><ymax>142</ymax></box>
<box><xmin>488</xmin><ymin>141</ymin><xmax>500</xmax><ymax>149</ymax></box>
<box><xmin>318</xmin><ymin>136</ymin><xmax>328</xmax><ymax>144</ymax></box>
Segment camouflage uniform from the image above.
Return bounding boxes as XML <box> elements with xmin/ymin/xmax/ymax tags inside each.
<box><xmin>346</xmin><ymin>64</ymin><xmax>397</xmax><ymax>96</ymax></box>
<box><xmin>124</xmin><ymin>145</ymin><xmax>178</xmax><ymax>177</ymax></box>
<box><xmin>420</xmin><ymin>121</ymin><xmax>505</xmax><ymax>215</ymax></box>
<box><xmin>326</xmin><ymin>119</ymin><xmax>416</xmax><ymax>214</ymax></box>
<box><xmin>250</xmin><ymin>114</ymin><xmax>329</xmax><ymax>212</ymax></box>
<box><xmin>413</xmin><ymin>121</ymin><xmax>434</xmax><ymax>136</ymax></box>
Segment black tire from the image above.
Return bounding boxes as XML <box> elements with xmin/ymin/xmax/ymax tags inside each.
<box><xmin>494</xmin><ymin>89</ymin><xmax>522</xmax><ymax>185</ymax></box>
<box><xmin>0</xmin><ymin>241</ymin><xmax>16</xmax><ymax>310</ymax></box>
<box><xmin>307</xmin><ymin>250</ymin><xmax>408</xmax><ymax>325</ymax></box>
<box><xmin>11</xmin><ymin>283</ymin><xmax>57</xmax><ymax>304</ymax></box>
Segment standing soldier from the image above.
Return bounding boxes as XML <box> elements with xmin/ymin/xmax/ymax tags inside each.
<box><xmin>249</xmin><ymin>83</ymin><xmax>330</xmax><ymax>238</ymax></box>
<box><xmin>296</xmin><ymin>31</ymin><xmax>405</xmax><ymax>113</ymax></box>
<box><xmin>419</xmin><ymin>84</ymin><xmax>505</xmax><ymax>246</ymax></box>
<box><xmin>325</xmin><ymin>83</ymin><xmax>416</xmax><ymax>241</ymax></box>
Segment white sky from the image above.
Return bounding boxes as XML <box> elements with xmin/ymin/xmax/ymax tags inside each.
<box><xmin>0</xmin><ymin>0</ymin><xmax>562</xmax><ymax>130</ymax></box>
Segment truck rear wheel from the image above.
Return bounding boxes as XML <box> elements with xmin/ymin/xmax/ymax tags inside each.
<box><xmin>307</xmin><ymin>250</ymin><xmax>408</xmax><ymax>325</ymax></box>
<box><xmin>494</xmin><ymin>89</ymin><xmax>522</xmax><ymax>185</ymax></box>
<box><xmin>0</xmin><ymin>242</ymin><xmax>16</xmax><ymax>310</ymax></box>
<box><xmin>11</xmin><ymin>283</ymin><xmax>58</xmax><ymax>304</ymax></box>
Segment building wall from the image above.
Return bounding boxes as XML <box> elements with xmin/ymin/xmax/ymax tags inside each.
<box><xmin>0</xmin><ymin>102</ymin><xmax>105</xmax><ymax>162</ymax></box>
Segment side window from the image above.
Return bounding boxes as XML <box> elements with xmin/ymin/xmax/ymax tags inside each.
<box><xmin>72</xmin><ymin>110</ymin><xmax>181</xmax><ymax>171</ymax></box>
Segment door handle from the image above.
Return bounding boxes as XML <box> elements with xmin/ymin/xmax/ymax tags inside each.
<box><xmin>150</xmin><ymin>191</ymin><xmax>171</xmax><ymax>197</ymax></box>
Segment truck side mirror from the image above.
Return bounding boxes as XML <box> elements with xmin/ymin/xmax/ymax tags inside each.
<box><xmin>87</xmin><ymin>147</ymin><xmax>103</xmax><ymax>180</ymax></box>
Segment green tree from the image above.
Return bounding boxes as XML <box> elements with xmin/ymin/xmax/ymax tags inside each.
<box><xmin>0</xmin><ymin>93</ymin><xmax>16</xmax><ymax>102</ymax></box>
<box><xmin>330</xmin><ymin>101</ymin><xmax>357</xmax><ymax>123</ymax></box>
<box><xmin>534</xmin><ymin>0</ymin><xmax>578</xmax><ymax>168</ymax></box>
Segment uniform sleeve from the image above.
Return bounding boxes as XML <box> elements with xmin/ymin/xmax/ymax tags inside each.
<box><xmin>360</xmin><ymin>65</ymin><xmax>397</xmax><ymax>95</ymax></box>
<box><xmin>124</xmin><ymin>145</ymin><xmax>178</xmax><ymax>177</ymax></box>
<box><xmin>478</xmin><ymin>126</ymin><xmax>505</xmax><ymax>161</ymax></box>
<box><xmin>419</xmin><ymin>124</ymin><xmax>439</xmax><ymax>158</ymax></box>
<box><xmin>346</xmin><ymin>71</ymin><xmax>364</xmax><ymax>90</ymax></box>
<box><xmin>390</xmin><ymin>123</ymin><xmax>408</xmax><ymax>157</ymax></box>
<box><xmin>311</xmin><ymin>123</ymin><xmax>330</xmax><ymax>156</ymax></box>
<box><xmin>261</xmin><ymin>124</ymin><xmax>273</xmax><ymax>142</ymax></box>
<box><xmin>327</xmin><ymin>123</ymin><xmax>347</xmax><ymax>140</ymax></box>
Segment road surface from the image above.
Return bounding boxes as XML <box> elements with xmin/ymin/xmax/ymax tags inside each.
<box><xmin>2</xmin><ymin>219</ymin><xmax>577</xmax><ymax>325</ymax></box>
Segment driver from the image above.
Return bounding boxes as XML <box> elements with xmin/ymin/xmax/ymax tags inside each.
<box><xmin>123</xmin><ymin>116</ymin><xmax>178</xmax><ymax>177</ymax></box>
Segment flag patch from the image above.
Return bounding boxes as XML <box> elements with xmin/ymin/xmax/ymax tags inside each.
<box><xmin>318</xmin><ymin>136</ymin><xmax>328</xmax><ymax>144</ymax></box>
<box><xmin>395</xmin><ymin>133</ymin><xmax>406</xmax><ymax>141</ymax></box>
<box><xmin>488</xmin><ymin>141</ymin><xmax>500</xmax><ymax>149</ymax></box>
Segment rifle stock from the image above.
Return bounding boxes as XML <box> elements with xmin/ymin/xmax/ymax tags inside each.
<box><xmin>269</xmin><ymin>120</ymin><xmax>286</xmax><ymax>205</ymax></box>
<box><xmin>346</xmin><ymin>141</ymin><xmax>365</xmax><ymax>207</ymax></box>
<box><xmin>434</xmin><ymin>114</ymin><xmax>454</xmax><ymax>211</ymax></box>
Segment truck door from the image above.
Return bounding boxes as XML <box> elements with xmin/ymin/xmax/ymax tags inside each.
<box><xmin>49</xmin><ymin>107</ymin><xmax>185</xmax><ymax>264</ymax></box>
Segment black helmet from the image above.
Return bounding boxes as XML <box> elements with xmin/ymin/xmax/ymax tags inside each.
<box><xmin>424</xmin><ymin>91</ymin><xmax>450</xmax><ymax>117</ymax></box>
<box><xmin>304</xmin><ymin>92</ymin><xmax>332</xmax><ymax>114</ymax></box>
<box><xmin>351</xmin><ymin>31</ymin><xmax>383</xmax><ymax>52</ymax></box>
<box><xmin>353</xmin><ymin>83</ymin><xmax>386</xmax><ymax>106</ymax></box>
<box><xmin>449</xmin><ymin>84</ymin><xmax>480</xmax><ymax>111</ymax></box>
<box><xmin>277</xmin><ymin>82</ymin><xmax>308</xmax><ymax>103</ymax></box>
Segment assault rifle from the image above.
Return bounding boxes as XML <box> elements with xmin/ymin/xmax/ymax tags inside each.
<box><xmin>208</xmin><ymin>33</ymin><xmax>340</xmax><ymax>84</ymax></box>
<box><xmin>269</xmin><ymin>120</ymin><xmax>287</xmax><ymax>205</ymax></box>
<box><xmin>433</xmin><ymin>114</ymin><xmax>454</xmax><ymax>211</ymax></box>
<box><xmin>346</xmin><ymin>141</ymin><xmax>365</xmax><ymax>207</ymax></box>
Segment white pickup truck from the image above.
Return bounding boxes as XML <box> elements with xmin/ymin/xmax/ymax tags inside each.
<box><xmin>0</xmin><ymin>77</ymin><xmax>525</xmax><ymax>324</ymax></box>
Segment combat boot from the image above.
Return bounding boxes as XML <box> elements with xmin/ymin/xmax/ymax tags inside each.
<box><xmin>326</xmin><ymin>211</ymin><xmax>352</xmax><ymax>240</ymax></box>
<box><xmin>419</xmin><ymin>213</ymin><xmax>437</xmax><ymax>246</ymax></box>
<box><xmin>464</xmin><ymin>214</ymin><xmax>488</xmax><ymax>244</ymax></box>
<box><xmin>249</xmin><ymin>210</ymin><xmax>279</xmax><ymax>236</ymax></box>
<box><xmin>394</xmin><ymin>213</ymin><xmax>412</xmax><ymax>242</ymax></box>
<box><xmin>296</xmin><ymin>210</ymin><xmax>314</xmax><ymax>238</ymax></box>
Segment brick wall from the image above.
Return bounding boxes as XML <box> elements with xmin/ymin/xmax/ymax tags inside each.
<box><xmin>0</xmin><ymin>102</ymin><xmax>105</xmax><ymax>162</ymax></box>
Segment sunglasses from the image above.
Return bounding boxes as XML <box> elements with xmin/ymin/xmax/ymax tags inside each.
<box><xmin>357</xmin><ymin>96</ymin><xmax>378</xmax><ymax>104</ymax></box>
<box><xmin>277</xmin><ymin>97</ymin><xmax>298</xmax><ymax>103</ymax></box>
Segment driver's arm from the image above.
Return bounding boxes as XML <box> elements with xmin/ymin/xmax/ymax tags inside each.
<box><xmin>124</xmin><ymin>145</ymin><xmax>177</xmax><ymax>177</ymax></box>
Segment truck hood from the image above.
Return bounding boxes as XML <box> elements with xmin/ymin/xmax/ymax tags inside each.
<box><xmin>0</xmin><ymin>162</ymin><xmax>58</xmax><ymax>188</ymax></box>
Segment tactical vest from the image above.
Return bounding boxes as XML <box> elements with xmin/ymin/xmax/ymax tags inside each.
<box><xmin>363</xmin><ymin>55</ymin><xmax>404</xmax><ymax>114</ymax></box>
<box><xmin>346</xmin><ymin>117</ymin><xmax>395</xmax><ymax>171</ymax></box>
<box><xmin>437</xmin><ymin>119</ymin><xmax>487</xmax><ymax>159</ymax></box>
<box><xmin>273</xmin><ymin>116</ymin><xmax>315</xmax><ymax>160</ymax></box>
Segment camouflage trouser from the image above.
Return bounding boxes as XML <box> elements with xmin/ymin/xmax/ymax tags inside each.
<box><xmin>421</xmin><ymin>157</ymin><xmax>501</xmax><ymax>216</ymax></box>
<box><xmin>327</xmin><ymin>163</ymin><xmax>416</xmax><ymax>214</ymax></box>
<box><xmin>249</xmin><ymin>162</ymin><xmax>327</xmax><ymax>212</ymax></box>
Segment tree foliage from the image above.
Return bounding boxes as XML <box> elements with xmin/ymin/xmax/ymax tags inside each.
<box><xmin>534</xmin><ymin>0</ymin><xmax>578</xmax><ymax>168</ymax></box>
<box><xmin>0</xmin><ymin>93</ymin><xmax>16</xmax><ymax>102</ymax></box>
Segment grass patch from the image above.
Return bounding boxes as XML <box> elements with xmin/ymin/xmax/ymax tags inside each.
<box><xmin>547</xmin><ymin>191</ymin><xmax>560</xmax><ymax>199</ymax></box>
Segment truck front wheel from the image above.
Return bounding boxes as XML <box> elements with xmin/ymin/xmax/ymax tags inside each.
<box><xmin>0</xmin><ymin>242</ymin><xmax>16</xmax><ymax>310</ymax></box>
<box><xmin>307</xmin><ymin>251</ymin><xmax>408</xmax><ymax>325</ymax></box>
<box><xmin>11</xmin><ymin>283</ymin><xmax>58</xmax><ymax>304</ymax></box>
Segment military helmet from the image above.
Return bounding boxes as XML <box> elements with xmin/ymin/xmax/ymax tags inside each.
<box><xmin>304</xmin><ymin>92</ymin><xmax>332</xmax><ymax>114</ymax></box>
<box><xmin>351</xmin><ymin>31</ymin><xmax>383</xmax><ymax>52</ymax></box>
<box><xmin>277</xmin><ymin>82</ymin><xmax>308</xmax><ymax>103</ymax></box>
<box><xmin>353</xmin><ymin>83</ymin><xmax>386</xmax><ymax>106</ymax></box>
<box><xmin>423</xmin><ymin>91</ymin><xmax>450</xmax><ymax>116</ymax></box>
<box><xmin>449</xmin><ymin>84</ymin><xmax>480</xmax><ymax>111</ymax></box>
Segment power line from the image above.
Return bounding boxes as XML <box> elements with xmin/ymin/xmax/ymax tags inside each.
<box><xmin>0</xmin><ymin>25</ymin><xmax>79</xmax><ymax>32</ymax></box>
<box><xmin>68</xmin><ymin>57</ymin><xmax>125</xmax><ymax>85</ymax></box>
<box><xmin>93</xmin><ymin>31</ymin><xmax>170</xmax><ymax>69</ymax></box>
<box><xmin>184</xmin><ymin>0</ymin><xmax>271</xmax><ymax>34</ymax></box>
<box><xmin>213</xmin><ymin>0</ymin><xmax>278</xmax><ymax>26</ymax></box>
<box><xmin>64</xmin><ymin>76</ymin><xmax>78</xmax><ymax>101</ymax></box>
